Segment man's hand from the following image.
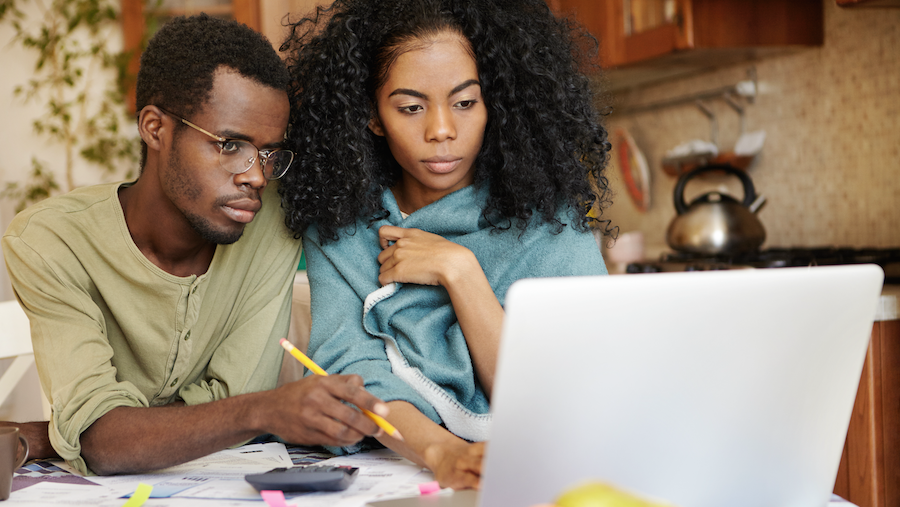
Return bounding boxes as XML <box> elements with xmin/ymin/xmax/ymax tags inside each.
<box><xmin>79</xmin><ymin>375</ymin><xmax>390</xmax><ymax>475</ymax></box>
<box><xmin>265</xmin><ymin>374</ymin><xmax>388</xmax><ymax>447</ymax></box>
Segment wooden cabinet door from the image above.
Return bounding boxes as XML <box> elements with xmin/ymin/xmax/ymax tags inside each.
<box><xmin>550</xmin><ymin>0</ymin><xmax>822</xmax><ymax>70</ymax></box>
<box><xmin>120</xmin><ymin>0</ymin><xmax>262</xmax><ymax>112</ymax></box>
<box><xmin>621</xmin><ymin>0</ymin><xmax>693</xmax><ymax>64</ymax></box>
<box><xmin>833</xmin><ymin>320</ymin><xmax>900</xmax><ymax>507</ymax></box>
<box><xmin>550</xmin><ymin>0</ymin><xmax>692</xmax><ymax>67</ymax></box>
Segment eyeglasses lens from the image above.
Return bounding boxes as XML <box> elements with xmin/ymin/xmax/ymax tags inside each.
<box><xmin>218</xmin><ymin>141</ymin><xmax>293</xmax><ymax>180</ymax></box>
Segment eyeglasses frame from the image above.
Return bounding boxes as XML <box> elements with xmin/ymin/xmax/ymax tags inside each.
<box><xmin>156</xmin><ymin>106</ymin><xmax>293</xmax><ymax>180</ymax></box>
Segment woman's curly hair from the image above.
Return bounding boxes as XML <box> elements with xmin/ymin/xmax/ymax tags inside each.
<box><xmin>279</xmin><ymin>0</ymin><xmax>613</xmax><ymax>241</ymax></box>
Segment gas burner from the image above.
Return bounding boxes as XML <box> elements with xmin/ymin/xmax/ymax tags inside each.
<box><xmin>627</xmin><ymin>247</ymin><xmax>900</xmax><ymax>283</ymax></box>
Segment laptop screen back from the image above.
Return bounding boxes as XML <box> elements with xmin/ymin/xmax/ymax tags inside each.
<box><xmin>479</xmin><ymin>265</ymin><xmax>883</xmax><ymax>507</ymax></box>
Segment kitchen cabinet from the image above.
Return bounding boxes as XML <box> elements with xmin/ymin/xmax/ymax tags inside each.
<box><xmin>833</xmin><ymin>288</ymin><xmax>900</xmax><ymax>507</ymax></box>
<box><xmin>122</xmin><ymin>0</ymin><xmax>261</xmax><ymax>40</ymax></box>
<box><xmin>120</xmin><ymin>0</ymin><xmax>262</xmax><ymax>111</ymax></box>
<box><xmin>119</xmin><ymin>0</ymin><xmax>320</xmax><ymax>111</ymax></box>
<box><xmin>547</xmin><ymin>0</ymin><xmax>824</xmax><ymax>90</ymax></box>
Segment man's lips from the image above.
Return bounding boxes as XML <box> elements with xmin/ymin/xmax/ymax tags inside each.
<box><xmin>221</xmin><ymin>198</ymin><xmax>261</xmax><ymax>224</ymax></box>
<box><xmin>422</xmin><ymin>156</ymin><xmax>462</xmax><ymax>174</ymax></box>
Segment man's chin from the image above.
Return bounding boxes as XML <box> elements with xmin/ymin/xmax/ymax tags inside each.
<box><xmin>205</xmin><ymin>228</ymin><xmax>244</xmax><ymax>245</ymax></box>
<box><xmin>190</xmin><ymin>219</ymin><xmax>244</xmax><ymax>245</ymax></box>
<box><xmin>183</xmin><ymin>210</ymin><xmax>247</xmax><ymax>245</ymax></box>
<box><xmin>212</xmin><ymin>231</ymin><xmax>243</xmax><ymax>245</ymax></box>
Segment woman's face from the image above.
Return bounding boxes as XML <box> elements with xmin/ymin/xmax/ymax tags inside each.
<box><xmin>369</xmin><ymin>32</ymin><xmax>487</xmax><ymax>213</ymax></box>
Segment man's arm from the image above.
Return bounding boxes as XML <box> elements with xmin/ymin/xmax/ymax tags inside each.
<box><xmin>80</xmin><ymin>374</ymin><xmax>387</xmax><ymax>475</ymax></box>
<box><xmin>0</xmin><ymin>421</ymin><xmax>58</xmax><ymax>461</ymax></box>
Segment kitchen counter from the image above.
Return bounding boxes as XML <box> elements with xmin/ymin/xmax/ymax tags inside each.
<box><xmin>876</xmin><ymin>284</ymin><xmax>899</xmax><ymax>321</ymax></box>
<box><xmin>835</xmin><ymin>284</ymin><xmax>900</xmax><ymax>507</ymax></box>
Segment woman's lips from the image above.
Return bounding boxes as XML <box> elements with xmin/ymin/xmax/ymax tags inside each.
<box><xmin>423</xmin><ymin>156</ymin><xmax>462</xmax><ymax>174</ymax></box>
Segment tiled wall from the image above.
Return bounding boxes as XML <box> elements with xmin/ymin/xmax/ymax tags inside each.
<box><xmin>600</xmin><ymin>1</ymin><xmax>900</xmax><ymax>257</ymax></box>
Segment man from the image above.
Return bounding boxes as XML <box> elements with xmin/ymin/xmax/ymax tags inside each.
<box><xmin>1</xmin><ymin>14</ymin><xmax>388</xmax><ymax>475</ymax></box>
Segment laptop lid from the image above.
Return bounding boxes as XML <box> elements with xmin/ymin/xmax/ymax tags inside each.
<box><xmin>478</xmin><ymin>265</ymin><xmax>883</xmax><ymax>507</ymax></box>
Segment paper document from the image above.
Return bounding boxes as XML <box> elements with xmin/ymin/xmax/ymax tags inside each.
<box><xmin>9</xmin><ymin>443</ymin><xmax>436</xmax><ymax>507</ymax></box>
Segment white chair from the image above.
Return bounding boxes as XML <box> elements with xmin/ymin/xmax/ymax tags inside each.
<box><xmin>277</xmin><ymin>273</ymin><xmax>313</xmax><ymax>387</ymax></box>
<box><xmin>0</xmin><ymin>300</ymin><xmax>51</xmax><ymax>420</ymax></box>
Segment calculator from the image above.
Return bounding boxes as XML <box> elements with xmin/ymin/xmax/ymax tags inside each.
<box><xmin>244</xmin><ymin>465</ymin><xmax>360</xmax><ymax>492</ymax></box>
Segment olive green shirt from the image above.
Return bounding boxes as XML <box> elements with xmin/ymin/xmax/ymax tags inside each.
<box><xmin>2</xmin><ymin>182</ymin><xmax>302</xmax><ymax>474</ymax></box>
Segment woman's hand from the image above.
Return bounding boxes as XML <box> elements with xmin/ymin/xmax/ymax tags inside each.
<box><xmin>377</xmin><ymin>224</ymin><xmax>504</xmax><ymax>397</ymax></box>
<box><xmin>425</xmin><ymin>440</ymin><xmax>485</xmax><ymax>490</ymax></box>
<box><xmin>377</xmin><ymin>225</ymin><xmax>478</xmax><ymax>287</ymax></box>
<box><xmin>376</xmin><ymin>402</ymin><xmax>485</xmax><ymax>490</ymax></box>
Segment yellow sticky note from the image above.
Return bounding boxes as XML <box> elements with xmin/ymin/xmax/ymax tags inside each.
<box><xmin>121</xmin><ymin>483</ymin><xmax>153</xmax><ymax>507</ymax></box>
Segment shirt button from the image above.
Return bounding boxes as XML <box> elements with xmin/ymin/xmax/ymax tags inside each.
<box><xmin>170</xmin><ymin>378</ymin><xmax>179</xmax><ymax>387</ymax></box>
<box><xmin>184</xmin><ymin>330</ymin><xmax>191</xmax><ymax>341</ymax></box>
<box><xmin>191</xmin><ymin>285</ymin><xmax>198</xmax><ymax>294</ymax></box>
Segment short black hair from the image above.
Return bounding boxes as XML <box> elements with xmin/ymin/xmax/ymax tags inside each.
<box><xmin>136</xmin><ymin>14</ymin><xmax>289</xmax><ymax>166</ymax></box>
<box><xmin>279</xmin><ymin>0</ymin><xmax>614</xmax><ymax>242</ymax></box>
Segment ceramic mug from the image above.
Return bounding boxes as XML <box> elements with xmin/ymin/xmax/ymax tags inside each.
<box><xmin>0</xmin><ymin>427</ymin><xmax>28</xmax><ymax>501</ymax></box>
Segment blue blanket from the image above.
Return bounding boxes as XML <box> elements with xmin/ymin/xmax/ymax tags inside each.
<box><xmin>303</xmin><ymin>184</ymin><xmax>607</xmax><ymax>447</ymax></box>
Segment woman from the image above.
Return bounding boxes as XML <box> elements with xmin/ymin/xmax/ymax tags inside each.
<box><xmin>279</xmin><ymin>0</ymin><xmax>614</xmax><ymax>489</ymax></box>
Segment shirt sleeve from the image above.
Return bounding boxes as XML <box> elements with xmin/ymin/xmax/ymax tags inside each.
<box><xmin>1</xmin><ymin>184</ymin><xmax>302</xmax><ymax>475</ymax></box>
<box><xmin>2</xmin><ymin>230</ymin><xmax>148</xmax><ymax>475</ymax></box>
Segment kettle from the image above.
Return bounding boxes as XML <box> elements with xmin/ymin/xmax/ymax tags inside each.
<box><xmin>666</xmin><ymin>164</ymin><xmax>766</xmax><ymax>255</ymax></box>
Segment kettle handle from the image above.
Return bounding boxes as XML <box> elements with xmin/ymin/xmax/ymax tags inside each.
<box><xmin>673</xmin><ymin>164</ymin><xmax>758</xmax><ymax>215</ymax></box>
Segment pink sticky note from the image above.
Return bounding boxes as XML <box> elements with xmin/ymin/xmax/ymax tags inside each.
<box><xmin>261</xmin><ymin>490</ymin><xmax>292</xmax><ymax>507</ymax></box>
<box><xmin>418</xmin><ymin>481</ymin><xmax>441</xmax><ymax>495</ymax></box>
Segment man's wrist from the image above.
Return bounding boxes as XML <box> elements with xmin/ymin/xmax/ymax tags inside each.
<box><xmin>7</xmin><ymin>421</ymin><xmax>60</xmax><ymax>461</ymax></box>
<box><xmin>231</xmin><ymin>390</ymin><xmax>270</xmax><ymax>436</ymax></box>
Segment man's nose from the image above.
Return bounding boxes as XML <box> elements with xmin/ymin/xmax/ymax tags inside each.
<box><xmin>234</xmin><ymin>155</ymin><xmax>267</xmax><ymax>190</ymax></box>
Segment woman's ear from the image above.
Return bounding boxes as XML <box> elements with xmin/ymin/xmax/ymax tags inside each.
<box><xmin>368</xmin><ymin>116</ymin><xmax>385</xmax><ymax>137</ymax></box>
<box><xmin>138</xmin><ymin>105</ymin><xmax>167</xmax><ymax>151</ymax></box>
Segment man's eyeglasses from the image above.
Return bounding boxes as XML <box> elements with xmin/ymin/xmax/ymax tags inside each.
<box><xmin>158</xmin><ymin>107</ymin><xmax>294</xmax><ymax>180</ymax></box>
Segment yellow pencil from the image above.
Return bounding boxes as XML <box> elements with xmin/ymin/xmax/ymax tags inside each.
<box><xmin>279</xmin><ymin>338</ymin><xmax>403</xmax><ymax>441</ymax></box>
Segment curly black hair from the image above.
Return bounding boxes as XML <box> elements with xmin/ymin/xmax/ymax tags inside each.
<box><xmin>279</xmin><ymin>0</ymin><xmax>613</xmax><ymax>242</ymax></box>
<box><xmin>136</xmin><ymin>13</ymin><xmax>289</xmax><ymax>167</ymax></box>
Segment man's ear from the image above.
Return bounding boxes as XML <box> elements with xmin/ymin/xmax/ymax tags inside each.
<box><xmin>368</xmin><ymin>115</ymin><xmax>385</xmax><ymax>137</ymax></box>
<box><xmin>137</xmin><ymin>105</ymin><xmax>168</xmax><ymax>151</ymax></box>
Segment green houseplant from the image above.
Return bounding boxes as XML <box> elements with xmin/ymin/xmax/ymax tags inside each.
<box><xmin>0</xmin><ymin>0</ymin><xmax>141</xmax><ymax>212</ymax></box>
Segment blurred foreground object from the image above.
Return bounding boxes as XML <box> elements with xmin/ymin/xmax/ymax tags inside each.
<box><xmin>555</xmin><ymin>482</ymin><xmax>671</xmax><ymax>507</ymax></box>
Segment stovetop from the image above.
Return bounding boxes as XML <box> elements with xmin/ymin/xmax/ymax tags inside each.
<box><xmin>626</xmin><ymin>247</ymin><xmax>900</xmax><ymax>283</ymax></box>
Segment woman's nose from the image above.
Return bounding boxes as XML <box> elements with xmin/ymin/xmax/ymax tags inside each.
<box><xmin>425</xmin><ymin>106</ymin><xmax>456</xmax><ymax>142</ymax></box>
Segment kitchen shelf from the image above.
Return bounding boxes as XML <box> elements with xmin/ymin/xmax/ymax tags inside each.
<box><xmin>614</xmin><ymin>74</ymin><xmax>755</xmax><ymax>116</ymax></box>
<box><xmin>836</xmin><ymin>0</ymin><xmax>900</xmax><ymax>7</ymax></box>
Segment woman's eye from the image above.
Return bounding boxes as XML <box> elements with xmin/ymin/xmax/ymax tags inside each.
<box><xmin>455</xmin><ymin>99</ymin><xmax>478</xmax><ymax>109</ymax></box>
<box><xmin>399</xmin><ymin>104</ymin><xmax>423</xmax><ymax>114</ymax></box>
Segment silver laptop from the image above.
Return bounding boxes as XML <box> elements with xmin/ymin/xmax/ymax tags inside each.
<box><xmin>369</xmin><ymin>265</ymin><xmax>884</xmax><ymax>507</ymax></box>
